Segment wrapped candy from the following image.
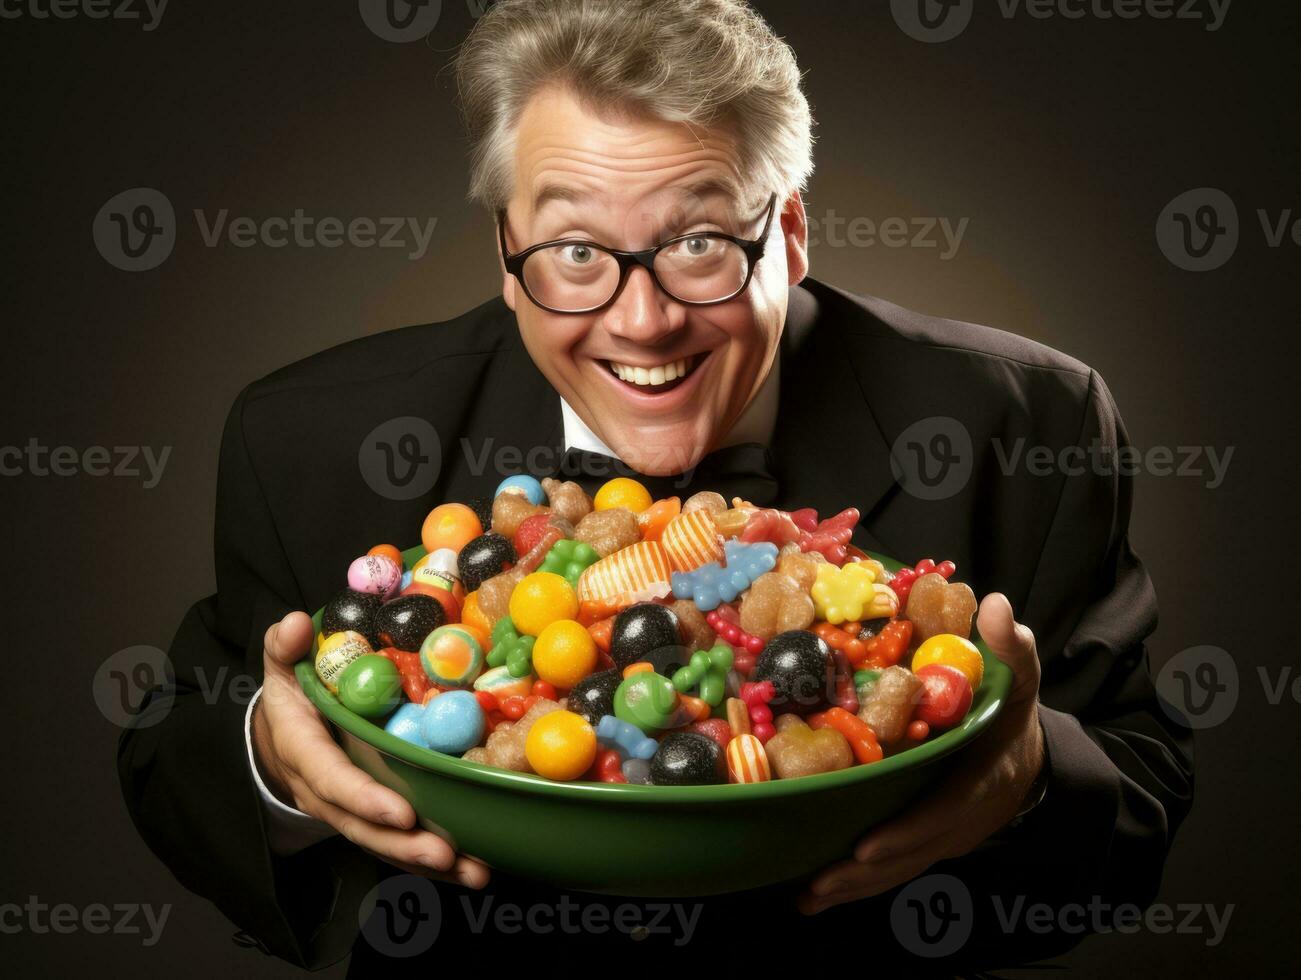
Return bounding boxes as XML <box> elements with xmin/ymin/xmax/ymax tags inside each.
<box><xmin>577</xmin><ymin>541</ymin><xmax>673</xmax><ymax>606</ymax></box>
<box><xmin>681</xmin><ymin>490</ymin><xmax>727</xmax><ymax>515</ymax></box>
<box><xmin>660</xmin><ymin>510</ymin><xmax>724</xmax><ymax>572</ymax></box>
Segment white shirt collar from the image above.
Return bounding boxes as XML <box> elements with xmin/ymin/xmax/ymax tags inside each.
<box><xmin>561</xmin><ymin>349</ymin><xmax>781</xmax><ymax>457</ymax></box>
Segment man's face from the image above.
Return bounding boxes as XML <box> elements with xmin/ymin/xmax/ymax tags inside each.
<box><xmin>500</xmin><ymin>85</ymin><xmax>808</xmax><ymax>475</ymax></box>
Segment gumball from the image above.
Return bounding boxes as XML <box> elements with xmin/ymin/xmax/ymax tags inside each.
<box><xmin>411</xmin><ymin>548</ymin><xmax>462</xmax><ymax>594</ymax></box>
<box><xmin>496</xmin><ymin>474</ymin><xmax>546</xmax><ymax>505</ymax></box>
<box><xmin>421</xmin><ymin>503</ymin><xmax>483</xmax><ymax>555</ymax></box>
<box><xmin>566</xmin><ymin>669</ymin><xmax>623</xmax><ymax>725</ymax></box>
<box><xmin>472</xmin><ymin>664</ymin><xmax>535</xmax><ymax>701</ymax></box>
<box><xmin>609</xmin><ymin>602</ymin><xmax>681</xmax><ymax>671</ymax></box>
<box><xmin>751</xmin><ymin>630</ymin><xmax>833</xmax><ymax>713</ymax></box>
<box><xmin>457</xmin><ymin>532</ymin><xmax>517</xmax><ymax>593</ymax></box>
<box><xmin>322</xmin><ymin>589</ymin><xmax>383</xmax><ymax>647</ymax></box>
<box><xmin>347</xmin><ymin>553</ymin><xmax>402</xmax><ymax>599</ymax></box>
<box><xmin>466</xmin><ymin>496</ymin><xmax>494</xmax><ymax>531</ymax></box>
<box><xmin>513</xmin><ymin>512</ymin><xmax>554</xmax><ymax>557</ymax></box>
<box><xmin>911</xmin><ymin>633</ymin><xmax>984</xmax><ymax>690</ymax></box>
<box><xmin>384</xmin><ymin>702</ymin><xmax>426</xmax><ymax>747</ymax></box>
<box><xmin>375</xmin><ymin>594</ymin><xmax>446</xmax><ymax>652</ymax></box>
<box><xmin>398</xmin><ymin>579</ymin><xmax>461</xmax><ymax>625</ymax></box>
<box><xmin>508</xmin><ymin>571</ymin><xmax>579</xmax><ymax>637</ymax></box>
<box><xmin>649</xmin><ymin>731</ymin><xmax>725</xmax><ymax>785</ymax></box>
<box><xmin>419</xmin><ymin>625</ymin><xmax>485</xmax><ymax>687</ymax></box>
<box><xmin>914</xmin><ymin>663</ymin><xmax>974</xmax><ymax>729</ymax></box>
<box><xmin>368</xmin><ymin>543</ymin><xmax>404</xmax><ymax>570</ymax></box>
<box><xmin>687</xmin><ymin>717</ymin><xmax>733</xmax><ymax>750</ymax></box>
<box><xmin>525</xmin><ymin>710</ymin><xmax>597</xmax><ymax>781</ymax></box>
<box><xmin>593</xmin><ymin>477</ymin><xmax>653</xmax><ymax>514</ymax></box>
<box><xmin>420</xmin><ymin>690</ymin><xmax>486</xmax><ymax>755</ymax></box>
<box><xmin>314</xmin><ymin>630</ymin><xmax>373</xmax><ymax>694</ymax></box>
<box><xmin>337</xmin><ymin>654</ymin><xmax>404</xmax><ymax>718</ymax></box>
<box><xmin>532</xmin><ymin>620</ymin><xmax>598</xmax><ymax>689</ymax></box>
<box><xmin>614</xmin><ymin>671</ymin><xmax>683</xmax><ymax>733</ymax></box>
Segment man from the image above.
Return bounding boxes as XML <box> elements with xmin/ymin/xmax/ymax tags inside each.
<box><xmin>119</xmin><ymin>0</ymin><xmax>1192</xmax><ymax>970</ymax></box>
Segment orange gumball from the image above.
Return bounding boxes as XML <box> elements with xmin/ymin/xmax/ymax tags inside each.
<box><xmin>460</xmin><ymin>590</ymin><xmax>492</xmax><ymax>636</ymax></box>
<box><xmin>368</xmin><ymin>543</ymin><xmax>404</xmax><ymax>569</ymax></box>
<box><xmin>421</xmin><ymin>503</ymin><xmax>483</xmax><ymax>555</ymax></box>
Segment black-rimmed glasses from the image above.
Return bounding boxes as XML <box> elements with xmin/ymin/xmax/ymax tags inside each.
<box><xmin>497</xmin><ymin>192</ymin><xmax>778</xmax><ymax>314</ymax></box>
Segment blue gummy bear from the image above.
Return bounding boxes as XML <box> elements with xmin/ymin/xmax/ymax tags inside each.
<box><xmin>596</xmin><ymin>714</ymin><xmax>659</xmax><ymax>760</ymax></box>
<box><xmin>671</xmin><ymin>539</ymin><xmax>778</xmax><ymax>611</ymax></box>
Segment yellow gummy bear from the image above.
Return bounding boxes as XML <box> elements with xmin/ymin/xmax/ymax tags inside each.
<box><xmin>810</xmin><ymin>561</ymin><xmax>877</xmax><ymax>624</ymax></box>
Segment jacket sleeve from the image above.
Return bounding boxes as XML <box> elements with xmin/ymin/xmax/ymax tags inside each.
<box><xmin>954</xmin><ymin>368</ymin><xmax>1195</xmax><ymax>963</ymax></box>
<box><xmin>116</xmin><ymin>385</ymin><xmax>376</xmax><ymax>969</ymax></box>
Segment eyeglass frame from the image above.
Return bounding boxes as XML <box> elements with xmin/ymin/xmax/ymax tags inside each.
<box><xmin>496</xmin><ymin>192</ymin><xmax>779</xmax><ymax>315</ymax></box>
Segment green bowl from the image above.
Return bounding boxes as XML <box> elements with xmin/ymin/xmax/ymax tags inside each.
<box><xmin>298</xmin><ymin>546</ymin><xmax>1011</xmax><ymax>897</ymax></box>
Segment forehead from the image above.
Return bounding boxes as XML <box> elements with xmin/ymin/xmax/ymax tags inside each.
<box><xmin>511</xmin><ymin>85</ymin><xmax>748</xmax><ymax>220</ymax></box>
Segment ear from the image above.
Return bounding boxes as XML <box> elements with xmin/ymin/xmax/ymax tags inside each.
<box><xmin>780</xmin><ymin>190</ymin><xmax>810</xmax><ymax>287</ymax></box>
<box><xmin>495</xmin><ymin>217</ymin><xmax>517</xmax><ymax>312</ymax></box>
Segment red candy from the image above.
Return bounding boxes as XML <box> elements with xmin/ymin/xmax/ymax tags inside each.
<box><xmin>740</xmin><ymin>680</ymin><xmax>777</xmax><ymax>744</ymax></box>
<box><xmin>513</xmin><ymin>513</ymin><xmax>554</xmax><ymax>557</ymax></box>
<box><xmin>688</xmin><ymin>717</ymin><xmax>734</xmax><ymax>749</ymax></box>
<box><xmin>914</xmin><ymin>663</ymin><xmax>973</xmax><ymax>730</ymax></box>
<box><xmin>590</xmin><ymin>747</ymin><xmax>627</xmax><ymax>783</ymax></box>
<box><xmin>798</xmin><ymin>508</ymin><xmax>859</xmax><ymax>565</ymax></box>
<box><xmin>738</xmin><ymin>508</ymin><xmax>802</xmax><ymax>547</ymax></box>
<box><xmin>862</xmin><ymin>619</ymin><xmax>914</xmax><ymax>669</ymax></box>
<box><xmin>891</xmin><ymin>557</ymin><xmax>957</xmax><ymax>607</ymax></box>
<box><xmin>378</xmin><ymin>647</ymin><xmax>432</xmax><ymax>704</ymax></box>
<box><xmin>706</xmin><ymin>605</ymin><xmax>765</xmax><ymax>674</ymax></box>
<box><xmin>812</xmin><ymin>620</ymin><xmax>868</xmax><ymax>666</ymax></box>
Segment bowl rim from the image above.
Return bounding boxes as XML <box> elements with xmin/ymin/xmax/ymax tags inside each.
<box><xmin>298</xmin><ymin>546</ymin><xmax>1011</xmax><ymax>804</ymax></box>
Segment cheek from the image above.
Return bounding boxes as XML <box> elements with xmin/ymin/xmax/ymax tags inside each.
<box><xmin>518</xmin><ymin>311</ymin><xmax>590</xmax><ymax>376</ymax></box>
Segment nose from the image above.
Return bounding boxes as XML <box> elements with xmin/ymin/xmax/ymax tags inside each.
<box><xmin>600</xmin><ymin>266</ymin><xmax>686</xmax><ymax>346</ymax></box>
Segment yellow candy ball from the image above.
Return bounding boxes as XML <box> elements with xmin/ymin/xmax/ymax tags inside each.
<box><xmin>911</xmin><ymin>634</ymin><xmax>984</xmax><ymax>690</ymax></box>
<box><xmin>525</xmin><ymin>710</ymin><xmax>597</xmax><ymax>781</ymax></box>
<box><xmin>593</xmin><ymin>477</ymin><xmax>652</xmax><ymax>514</ymax></box>
<box><xmin>508</xmin><ymin>571</ymin><xmax>579</xmax><ymax>637</ymax></box>
<box><xmin>532</xmin><ymin>620</ymin><xmax>598</xmax><ymax>688</ymax></box>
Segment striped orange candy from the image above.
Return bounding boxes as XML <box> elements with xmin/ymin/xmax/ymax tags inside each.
<box><xmin>726</xmin><ymin>733</ymin><xmax>771</xmax><ymax>783</ymax></box>
<box><xmin>577</xmin><ymin>540</ymin><xmax>672</xmax><ymax>605</ymax></box>
<box><xmin>660</xmin><ymin>510</ymin><xmax>724</xmax><ymax>572</ymax></box>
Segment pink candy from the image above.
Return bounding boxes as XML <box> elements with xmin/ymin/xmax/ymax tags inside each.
<box><xmin>347</xmin><ymin>554</ymin><xmax>402</xmax><ymax>599</ymax></box>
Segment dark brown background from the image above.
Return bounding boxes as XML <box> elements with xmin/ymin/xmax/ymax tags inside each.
<box><xmin>2</xmin><ymin>0</ymin><xmax>1297</xmax><ymax>974</ymax></box>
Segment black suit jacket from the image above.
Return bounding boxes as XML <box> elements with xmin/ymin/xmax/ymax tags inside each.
<box><xmin>118</xmin><ymin>278</ymin><xmax>1193</xmax><ymax>971</ymax></box>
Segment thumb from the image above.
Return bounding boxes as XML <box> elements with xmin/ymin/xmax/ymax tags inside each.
<box><xmin>976</xmin><ymin>592</ymin><xmax>1039</xmax><ymax>702</ymax></box>
<box><xmin>263</xmin><ymin>611</ymin><xmax>315</xmax><ymax>673</ymax></box>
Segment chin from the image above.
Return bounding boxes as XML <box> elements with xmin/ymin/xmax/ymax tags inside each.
<box><xmin>605</xmin><ymin>422</ymin><xmax>713</xmax><ymax>476</ymax></box>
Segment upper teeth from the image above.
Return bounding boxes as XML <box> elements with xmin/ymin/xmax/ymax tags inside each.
<box><xmin>610</xmin><ymin>358</ymin><xmax>691</xmax><ymax>386</ymax></box>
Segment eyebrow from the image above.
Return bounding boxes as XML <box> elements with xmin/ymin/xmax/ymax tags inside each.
<box><xmin>530</xmin><ymin>176</ymin><xmax>749</xmax><ymax>216</ymax></box>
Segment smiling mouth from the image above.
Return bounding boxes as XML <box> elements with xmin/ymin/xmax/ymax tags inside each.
<box><xmin>603</xmin><ymin>353</ymin><xmax>705</xmax><ymax>394</ymax></box>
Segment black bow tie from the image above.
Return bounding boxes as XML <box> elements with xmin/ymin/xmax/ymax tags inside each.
<box><xmin>556</xmin><ymin>443</ymin><xmax>779</xmax><ymax>508</ymax></box>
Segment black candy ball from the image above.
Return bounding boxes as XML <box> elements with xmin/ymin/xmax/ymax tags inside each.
<box><xmin>858</xmin><ymin>617</ymin><xmax>890</xmax><ymax>641</ymax></box>
<box><xmin>466</xmin><ymin>496</ymin><xmax>494</xmax><ymax>533</ymax></box>
<box><xmin>610</xmin><ymin>602</ymin><xmax>682</xmax><ymax>671</ymax></box>
<box><xmin>322</xmin><ymin>589</ymin><xmax>383</xmax><ymax>647</ymax></box>
<box><xmin>567</xmin><ymin>669</ymin><xmax>622</xmax><ymax>725</ymax></box>
<box><xmin>752</xmin><ymin>629</ymin><xmax>833</xmax><ymax>712</ymax></box>
<box><xmin>650</xmin><ymin>732</ymin><xmax>725</xmax><ymax>786</ymax></box>
<box><xmin>457</xmin><ymin>532</ymin><xmax>517</xmax><ymax>592</ymax></box>
<box><xmin>375</xmin><ymin>594</ymin><xmax>446</xmax><ymax>652</ymax></box>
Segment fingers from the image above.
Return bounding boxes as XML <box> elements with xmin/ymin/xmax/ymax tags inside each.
<box><xmin>976</xmin><ymin>592</ymin><xmax>1040</xmax><ymax>701</ymax></box>
<box><xmin>263</xmin><ymin>611</ymin><xmax>315</xmax><ymax>672</ymax></box>
<box><xmin>307</xmin><ymin>791</ymin><xmax>456</xmax><ymax>873</ymax></box>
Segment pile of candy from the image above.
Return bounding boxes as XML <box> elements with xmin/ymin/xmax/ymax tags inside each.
<box><xmin>313</xmin><ymin>474</ymin><xmax>983</xmax><ymax>785</ymax></box>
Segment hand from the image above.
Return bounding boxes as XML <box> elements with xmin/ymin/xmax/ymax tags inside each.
<box><xmin>252</xmin><ymin>611</ymin><xmax>490</xmax><ymax>889</ymax></box>
<box><xmin>798</xmin><ymin>593</ymin><xmax>1044</xmax><ymax>914</ymax></box>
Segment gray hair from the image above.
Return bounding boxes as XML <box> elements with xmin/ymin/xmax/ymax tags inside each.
<box><xmin>455</xmin><ymin>0</ymin><xmax>814</xmax><ymax>212</ymax></box>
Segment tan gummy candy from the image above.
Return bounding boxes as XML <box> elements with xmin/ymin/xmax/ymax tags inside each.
<box><xmin>492</xmin><ymin>492</ymin><xmax>547</xmax><ymax>539</ymax></box>
<box><xmin>739</xmin><ymin>572</ymin><xmax>816</xmax><ymax>641</ymax></box>
<box><xmin>858</xmin><ymin>666</ymin><xmax>922</xmax><ymax>746</ymax></box>
<box><xmin>671</xmin><ymin>599</ymin><xmax>716</xmax><ymax>651</ymax></box>
<box><xmin>470</xmin><ymin>699</ymin><xmax>563</xmax><ymax>772</ymax></box>
<box><xmin>764</xmin><ymin>714</ymin><xmax>853</xmax><ymax>779</ymax></box>
<box><xmin>574</xmin><ymin>507</ymin><xmax>640</xmax><ymax>557</ymax></box>
<box><xmin>777</xmin><ymin>547</ymin><xmax>826</xmax><ymax>593</ymax></box>
<box><xmin>476</xmin><ymin>566</ymin><xmax>524</xmax><ymax>628</ymax></box>
<box><xmin>681</xmin><ymin>491</ymin><xmax>727</xmax><ymax>515</ymax></box>
<box><xmin>906</xmin><ymin>572</ymin><xmax>978</xmax><ymax>643</ymax></box>
<box><xmin>541</xmin><ymin>477</ymin><xmax>593</xmax><ymax>526</ymax></box>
